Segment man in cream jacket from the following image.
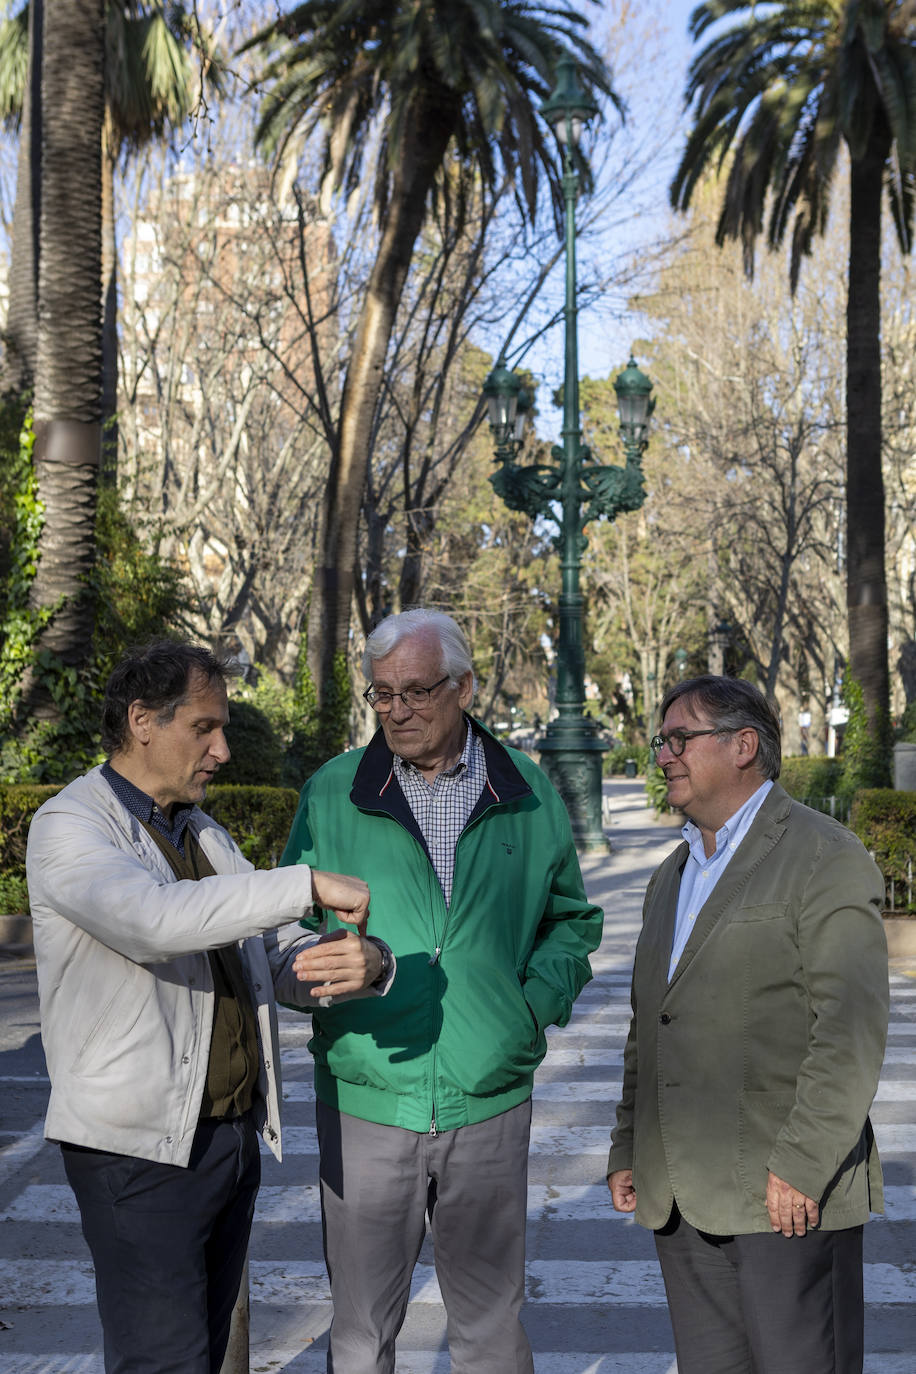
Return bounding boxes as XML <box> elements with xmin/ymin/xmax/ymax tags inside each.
<box><xmin>27</xmin><ymin>640</ymin><xmax>392</xmax><ymax>1374</ymax></box>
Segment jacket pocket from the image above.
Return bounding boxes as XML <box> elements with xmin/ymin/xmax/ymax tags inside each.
<box><xmin>729</xmin><ymin>902</ymin><xmax>789</xmax><ymax>923</ymax></box>
<box><xmin>737</xmin><ymin>1089</ymin><xmax>796</xmax><ymax>1199</ymax></box>
<box><xmin>69</xmin><ymin>974</ymin><xmax>148</xmax><ymax>1077</ymax></box>
<box><xmin>438</xmin><ymin>971</ymin><xmax>544</xmax><ymax>1095</ymax></box>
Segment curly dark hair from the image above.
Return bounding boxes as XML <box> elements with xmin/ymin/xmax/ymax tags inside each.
<box><xmin>101</xmin><ymin>640</ymin><xmax>239</xmax><ymax>756</ymax></box>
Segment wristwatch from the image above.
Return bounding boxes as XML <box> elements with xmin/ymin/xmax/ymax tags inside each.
<box><xmin>371</xmin><ymin>941</ymin><xmax>393</xmax><ymax>987</ymax></box>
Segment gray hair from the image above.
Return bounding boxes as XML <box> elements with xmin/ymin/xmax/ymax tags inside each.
<box><xmin>659</xmin><ymin>675</ymin><xmax>782</xmax><ymax>780</ymax></box>
<box><xmin>362</xmin><ymin>608</ymin><xmax>477</xmax><ymax>692</ymax></box>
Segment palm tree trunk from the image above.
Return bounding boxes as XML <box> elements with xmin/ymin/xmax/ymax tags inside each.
<box><xmin>846</xmin><ymin>123</ymin><xmax>890</xmax><ymax>759</ymax></box>
<box><xmin>27</xmin><ymin>0</ymin><xmax>104</xmax><ymax>711</ymax></box>
<box><xmin>305</xmin><ymin>91</ymin><xmax>456</xmax><ymax>745</ymax></box>
<box><xmin>101</xmin><ymin>115</ymin><xmax>118</xmax><ymax>485</ymax></box>
<box><xmin>2</xmin><ymin>0</ymin><xmax>43</xmax><ymax>396</ymax></box>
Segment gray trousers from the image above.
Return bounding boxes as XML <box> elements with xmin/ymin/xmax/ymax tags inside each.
<box><xmin>316</xmin><ymin>1098</ymin><xmax>534</xmax><ymax>1374</ymax></box>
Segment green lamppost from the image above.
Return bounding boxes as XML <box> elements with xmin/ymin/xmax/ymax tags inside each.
<box><xmin>482</xmin><ymin>58</ymin><xmax>654</xmax><ymax>851</ymax></box>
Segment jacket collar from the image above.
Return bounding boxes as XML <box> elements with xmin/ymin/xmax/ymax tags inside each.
<box><xmin>665</xmin><ymin>780</ymin><xmax>793</xmax><ymax>988</ymax></box>
<box><xmin>350</xmin><ymin>714</ymin><xmax>532</xmax><ymax>840</ymax></box>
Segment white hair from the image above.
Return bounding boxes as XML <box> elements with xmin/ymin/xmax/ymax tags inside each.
<box><xmin>362</xmin><ymin>608</ymin><xmax>477</xmax><ymax>693</ymax></box>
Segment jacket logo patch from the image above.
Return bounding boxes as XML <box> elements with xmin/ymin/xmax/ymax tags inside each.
<box><xmin>502</xmin><ymin>841</ymin><xmax>514</xmax><ymax>855</ymax></box>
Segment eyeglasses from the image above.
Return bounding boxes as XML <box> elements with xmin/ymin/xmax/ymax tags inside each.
<box><xmin>363</xmin><ymin>674</ymin><xmax>450</xmax><ymax>713</ymax></box>
<box><xmin>650</xmin><ymin>727</ymin><xmax>730</xmax><ymax>758</ymax></box>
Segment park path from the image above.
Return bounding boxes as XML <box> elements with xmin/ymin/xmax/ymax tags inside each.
<box><xmin>0</xmin><ymin>779</ymin><xmax>914</xmax><ymax>1371</ymax></box>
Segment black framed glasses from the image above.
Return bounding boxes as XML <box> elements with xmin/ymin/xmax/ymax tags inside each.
<box><xmin>650</xmin><ymin>727</ymin><xmax>730</xmax><ymax>758</ymax></box>
<box><xmin>363</xmin><ymin>674</ymin><xmax>450</xmax><ymax>713</ymax></box>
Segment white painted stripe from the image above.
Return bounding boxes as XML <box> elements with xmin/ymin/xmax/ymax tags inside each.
<box><xmin>0</xmin><ymin>1120</ymin><xmax>45</xmax><ymax>1187</ymax></box>
<box><xmin>0</xmin><ymin>1361</ymin><xmax>102</xmax><ymax>1374</ymax></box>
<box><xmin>2</xmin><ymin>1258</ymin><xmax>912</xmax><ymax>1308</ymax></box>
<box><xmin>266</xmin><ymin>1122</ymin><xmax>916</xmax><ymax>1158</ymax></box>
<box><xmin>6</xmin><ymin>1181</ymin><xmax>915</xmax><ymax>1227</ymax></box>
<box><xmin>874</xmin><ymin>1124</ymin><xmax>916</xmax><ymax>1154</ymax></box>
<box><xmin>282</xmin><ymin>1042</ymin><xmax>916</xmax><ymax>1070</ymax></box>
<box><xmin>1</xmin><ymin>1355</ymin><xmax>913</xmax><ymax>1374</ymax></box>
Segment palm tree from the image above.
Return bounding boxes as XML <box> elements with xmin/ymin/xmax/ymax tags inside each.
<box><xmin>27</xmin><ymin>0</ymin><xmax>105</xmax><ymax>699</ymax></box>
<box><xmin>244</xmin><ymin>0</ymin><xmax>618</xmax><ymax>751</ymax></box>
<box><xmin>0</xmin><ymin>2</ymin><xmax>218</xmax><ymax>475</ymax></box>
<box><xmin>670</xmin><ymin>0</ymin><xmax>916</xmax><ymax>760</ymax></box>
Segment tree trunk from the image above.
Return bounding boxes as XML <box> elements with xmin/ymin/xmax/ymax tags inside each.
<box><xmin>101</xmin><ymin>115</ymin><xmax>119</xmax><ymax>485</ymax></box>
<box><xmin>28</xmin><ymin>0</ymin><xmax>105</xmax><ymax>709</ymax></box>
<box><xmin>305</xmin><ymin>89</ymin><xmax>456</xmax><ymax>749</ymax></box>
<box><xmin>2</xmin><ymin>0</ymin><xmax>43</xmax><ymax>396</ymax></box>
<box><xmin>846</xmin><ymin>124</ymin><xmax>890</xmax><ymax>765</ymax></box>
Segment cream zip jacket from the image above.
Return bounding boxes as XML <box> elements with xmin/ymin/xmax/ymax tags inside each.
<box><xmin>28</xmin><ymin>766</ymin><xmax>333</xmax><ymax>1167</ymax></box>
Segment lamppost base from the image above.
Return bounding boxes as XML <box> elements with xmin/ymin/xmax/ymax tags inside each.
<box><xmin>536</xmin><ymin>720</ymin><xmax>609</xmax><ymax>854</ymax></box>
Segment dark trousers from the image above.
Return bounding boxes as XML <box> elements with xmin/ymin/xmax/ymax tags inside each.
<box><xmin>62</xmin><ymin>1113</ymin><xmax>260</xmax><ymax>1374</ymax></box>
<box><xmin>654</xmin><ymin>1203</ymin><xmax>865</xmax><ymax>1374</ymax></box>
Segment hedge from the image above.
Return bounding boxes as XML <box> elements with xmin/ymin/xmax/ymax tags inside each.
<box><xmin>199</xmin><ymin>784</ymin><xmax>300</xmax><ymax>868</ymax></box>
<box><xmin>779</xmin><ymin>756</ymin><xmax>844</xmax><ymax>804</ymax></box>
<box><xmin>849</xmin><ymin>789</ymin><xmax>916</xmax><ymax>892</ymax></box>
<box><xmin>0</xmin><ymin>781</ymin><xmax>303</xmax><ymax>913</ymax></box>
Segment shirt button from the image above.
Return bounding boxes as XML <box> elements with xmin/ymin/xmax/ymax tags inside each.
<box><xmin>660</xmin><ymin>1013</ymin><xmax>672</xmax><ymax>1025</ymax></box>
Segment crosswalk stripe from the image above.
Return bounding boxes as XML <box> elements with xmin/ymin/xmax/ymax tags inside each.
<box><xmin>2</xmin><ymin>1356</ymin><xmax>914</xmax><ymax>1374</ymax></box>
<box><xmin>261</xmin><ymin>1121</ymin><xmax>916</xmax><ymax>1156</ymax></box>
<box><xmin>6</xmin><ymin>1180</ymin><xmax>916</xmax><ymax>1225</ymax></box>
<box><xmin>3</xmin><ymin>1257</ymin><xmax>914</xmax><ymax>1308</ymax></box>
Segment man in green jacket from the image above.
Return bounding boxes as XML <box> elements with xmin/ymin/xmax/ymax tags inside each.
<box><xmin>282</xmin><ymin>608</ymin><xmax>603</xmax><ymax>1373</ymax></box>
<box><xmin>607</xmin><ymin>675</ymin><xmax>888</xmax><ymax>1374</ymax></box>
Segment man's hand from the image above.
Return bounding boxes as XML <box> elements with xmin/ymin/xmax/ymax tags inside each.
<box><xmin>293</xmin><ymin>929</ymin><xmax>383</xmax><ymax>998</ymax></box>
<box><xmin>311</xmin><ymin>869</ymin><xmax>370</xmax><ymax>935</ymax></box>
<box><xmin>608</xmin><ymin>1169</ymin><xmax>637</xmax><ymax>1213</ymax></box>
<box><xmin>766</xmin><ymin>1171</ymin><xmax>819</xmax><ymax>1236</ymax></box>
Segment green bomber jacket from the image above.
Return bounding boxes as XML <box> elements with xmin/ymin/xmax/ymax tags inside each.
<box><xmin>280</xmin><ymin>717</ymin><xmax>604</xmax><ymax>1133</ymax></box>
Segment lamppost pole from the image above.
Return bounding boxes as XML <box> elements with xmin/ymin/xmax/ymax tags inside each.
<box><xmin>481</xmin><ymin>57</ymin><xmax>654</xmax><ymax>853</ymax></box>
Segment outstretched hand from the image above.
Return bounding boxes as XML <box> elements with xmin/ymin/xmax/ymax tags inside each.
<box><xmin>310</xmin><ymin>869</ymin><xmax>370</xmax><ymax>936</ymax></box>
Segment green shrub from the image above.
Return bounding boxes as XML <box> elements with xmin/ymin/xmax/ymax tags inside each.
<box><xmin>0</xmin><ymin>871</ymin><xmax>30</xmax><ymax>913</ymax></box>
<box><xmin>780</xmin><ymin>756</ymin><xmax>844</xmax><ymax>805</ymax></box>
<box><xmin>604</xmin><ymin>743</ymin><xmax>650</xmax><ymax>776</ymax></box>
<box><xmin>849</xmin><ymin>789</ymin><xmax>916</xmax><ymax>898</ymax></box>
<box><xmin>645</xmin><ymin>761</ymin><xmax>670</xmax><ymax>814</ymax></box>
<box><xmin>839</xmin><ymin>675</ymin><xmax>890</xmax><ymax>798</ymax></box>
<box><xmin>0</xmin><ymin>783</ymin><xmax>62</xmax><ymax>875</ymax></box>
<box><xmin>218</xmin><ymin>701</ymin><xmax>285</xmax><ymax>787</ymax></box>
<box><xmin>0</xmin><ymin>781</ymin><xmax>301</xmax><ymax>914</ymax></box>
<box><xmin>201</xmin><ymin>784</ymin><xmax>300</xmax><ymax>869</ymax></box>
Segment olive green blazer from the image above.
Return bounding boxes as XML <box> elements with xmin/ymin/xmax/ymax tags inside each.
<box><xmin>607</xmin><ymin>783</ymin><xmax>888</xmax><ymax>1235</ymax></box>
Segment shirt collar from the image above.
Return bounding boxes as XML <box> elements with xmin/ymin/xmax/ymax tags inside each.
<box><xmin>394</xmin><ymin>719</ymin><xmax>474</xmax><ymax>780</ymax></box>
<box><xmin>681</xmin><ymin>778</ymin><xmax>773</xmax><ymax>861</ymax></box>
<box><xmin>102</xmin><ymin>759</ymin><xmax>195</xmax><ymax>842</ymax></box>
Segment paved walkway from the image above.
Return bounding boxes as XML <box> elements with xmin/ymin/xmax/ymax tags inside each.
<box><xmin>0</xmin><ymin>779</ymin><xmax>913</xmax><ymax>1371</ymax></box>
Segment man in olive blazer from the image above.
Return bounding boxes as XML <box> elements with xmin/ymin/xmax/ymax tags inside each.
<box><xmin>607</xmin><ymin>676</ymin><xmax>888</xmax><ymax>1374</ymax></box>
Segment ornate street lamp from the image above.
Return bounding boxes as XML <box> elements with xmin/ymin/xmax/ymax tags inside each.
<box><xmin>708</xmin><ymin>618</ymin><xmax>731</xmax><ymax>675</ymax></box>
<box><xmin>482</xmin><ymin>59</ymin><xmax>652</xmax><ymax>852</ymax></box>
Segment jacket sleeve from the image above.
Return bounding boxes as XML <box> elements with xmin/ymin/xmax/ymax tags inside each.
<box><xmin>279</xmin><ymin>776</ymin><xmax>324</xmax><ymax>932</ymax></box>
<box><xmin>519</xmin><ymin>793</ymin><xmax>604</xmax><ymax>1032</ymax></box>
<box><xmin>766</xmin><ymin>826</ymin><xmax>888</xmax><ymax>1199</ymax></box>
<box><xmin>263</xmin><ymin>922</ymin><xmax>395</xmax><ymax>1007</ymax></box>
<box><xmin>27</xmin><ymin>799</ymin><xmax>316</xmax><ymax>965</ymax></box>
